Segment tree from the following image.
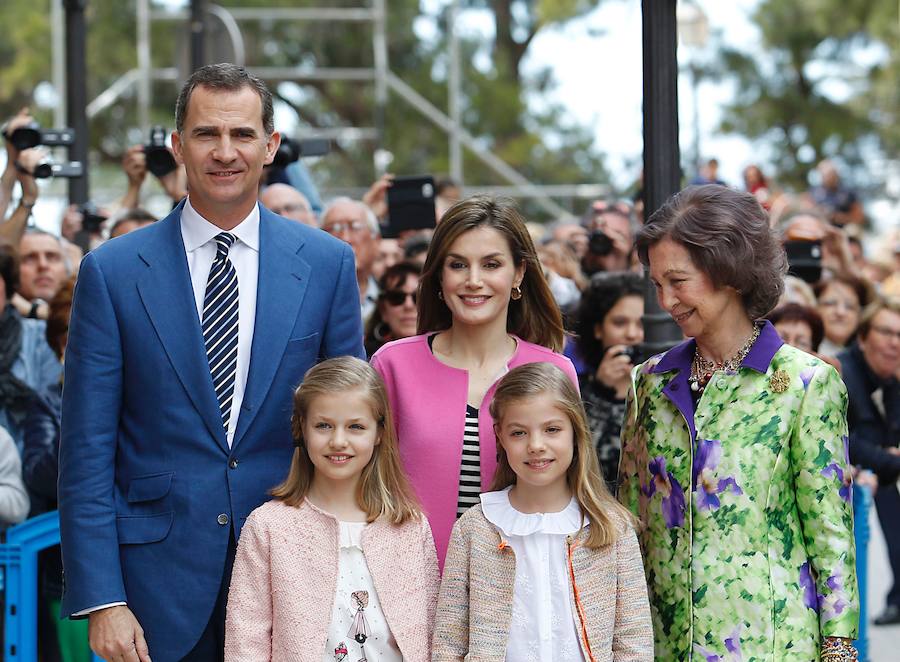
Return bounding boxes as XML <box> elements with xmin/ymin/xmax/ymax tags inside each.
<box><xmin>713</xmin><ymin>0</ymin><xmax>896</xmax><ymax>191</ymax></box>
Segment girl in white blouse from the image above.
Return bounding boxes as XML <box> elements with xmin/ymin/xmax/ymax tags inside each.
<box><xmin>433</xmin><ymin>362</ymin><xmax>654</xmax><ymax>661</ymax></box>
<box><xmin>224</xmin><ymin>357</ymin><xmax>439</xmax><ymax>662</ymax></box>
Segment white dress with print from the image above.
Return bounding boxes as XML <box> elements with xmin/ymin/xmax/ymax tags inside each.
<box><xmin>322</xmin><ymin>521</ymin><xmax>403</xmax><ymax>662</ymax></box>
<box><xmin>480</xmin><ymin>488</ymin><xmax>587</xmax><ymax>662</ymax></box>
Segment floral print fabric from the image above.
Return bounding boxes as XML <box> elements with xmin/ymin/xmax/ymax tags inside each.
<box><xmin>619</xmin><ymin>331</ymin><xmax>859</xmax><ymax>661</ymax></box>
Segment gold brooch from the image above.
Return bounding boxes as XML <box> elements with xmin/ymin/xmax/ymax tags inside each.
<box><xmin>769</xmin><ymin>369</ymin><xmax>790</xmax><ymax>393</ymax></box>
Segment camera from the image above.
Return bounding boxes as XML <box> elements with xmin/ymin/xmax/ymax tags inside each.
<box><xmin>143</xmin><ymin>126</ymin><xmax>178</xmax><ymax>177</ymax></box>
<box><xmin>784</xmin><ymin>240</ymin><xmax>823</xmax><ymax>284</ymax></box>
<box><xmin>618</xmin><ymin>346</ymin><xmax>639</xmax><ymax>362</ymax></box>
<box><xmin>3</xmin><ymin>121</ymin><xmax>75</xmax><ymax>150</ymax></box>
<box><xmin>29</xmin><ymin>159</ymin><xmax>84</xmax><ymax>179</ymax></box>
<box><xmin>588</xmin><ymin>229</ymin><xmax>614</xmax><ymax>256</ymax></box>
<box><xmin>78</xmin><ymin>202</ymin><xmax>108</xmax><ymax>234</ymax></box>
<box><xmin>269</xmin><ymin>137</ymin><xmax>331</xmax><ymax>168</ymax></box>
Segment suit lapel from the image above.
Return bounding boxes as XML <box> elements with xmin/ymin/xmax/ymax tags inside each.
<box><xmin>136</xmin><ymin>206</ymin><xmax>229</xmax><ymax>452</ymax></box>
<box><xmin>232</xmin><ymin>210</ymin><xmax>310</xmax><ymax>448</ymax></box>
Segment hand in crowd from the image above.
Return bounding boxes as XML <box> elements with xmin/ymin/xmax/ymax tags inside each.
<box><xmin>158</xmin><ymin>161</ymin><xmax>188</xmax><ymax>202</ymax></box>
<box><xmin>119</xmin><ymin>144</ymin><xmax>187</xmax><ymax>210</ymax></box>
<box><xmin>88</xmin><ymin>605</ymin><xmax>152</xmax><ymax>662</ymax></box>
<box><xmin>4</xmin><ymin>107</ymin><xmax>34</xmax><ymax>161</ymax></box>
<box><xmin>122</xmin><ymin>145</ymin><xmax>148</xmax><ymax>189</ymax></box>
<box><xmin>362</xmin><ymin>173</ymin><xmax>394</xmax><ymax>220</ymax></box>
<box><xmin>595</xmin><ymin>345</ymin><xmax>634</xmax><ymax>398</ymax></box>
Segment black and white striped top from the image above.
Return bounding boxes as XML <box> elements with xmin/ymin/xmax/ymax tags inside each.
<box><xmin>457</xmin><ymin>405</ymin><xmax>481</xmax><ymax>517</ymax></box>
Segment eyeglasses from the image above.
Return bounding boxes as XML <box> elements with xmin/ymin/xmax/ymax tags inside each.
<box><xmin>382</xmin><ymin>290</ymin><xmax>417</xmax><ymax>306</ymax></box>
<box><xmin>870</xmin><ymin>325</ymin><xmax>900</xmax><ymax>342</ymax></box>
<box><xmin>270</xmin><ymin>203</ymin><xmax>310</xmax><ymax>216</ymax></box>
<box><xmin>323</xmin><ymin>220</ymin><xmax>369</xmax><ymax>236</ymax></box>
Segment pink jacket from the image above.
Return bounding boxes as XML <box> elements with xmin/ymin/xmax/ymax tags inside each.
<box><xmin>224</xmin><ymin>499</ymin><xmax>439</xmax><ymax>662</ymax></box>
<box><xmin>370</xmin><ymin>333</ymin><xmax>578</xmax><ymax>567</ymax></box>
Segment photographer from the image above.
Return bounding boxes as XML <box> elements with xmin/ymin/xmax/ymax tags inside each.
<box><xmin>581</xmin><ymin>202</ymin><xmax>635</xmax><ymax>275</ymax></box>
<box><xmin>117</xmin><ymin>142</ymin><xmax>187</xmax><ymax>211</ymax></box>
<box><xmin>1</xmin><ymin>109</ymin><xmax>44</xmax><ymax>247</ymax></box>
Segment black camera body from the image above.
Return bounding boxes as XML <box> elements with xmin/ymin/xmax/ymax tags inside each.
<box><xmin>143</xmin><ymin>126</ymin><xmax>178</xmax><ymax>178</ymax></box>
<box><xmin>31</xmin><ymin>160</ymin><xmax>84</xmax><ymax>179</ymax></box>
<box><xmin>588</xmin><ymin>229</ymin><xmax>614</xmax><ymax>256</ymax></box>
<box><xmin>4</xmin><ymin>122</ymin><xmax>75</xmax><ymax>150</ymax></box>
<box><xmin>269</xmin><ymin>137</ymin><xmax>330</xmax><ymax>169</ymax></box>
<box><xmin>618</xmin><ymin>346</ymin><xmax>639</xmax><ymax>362</ymax></box>
<box><xmin>784</xmin><ymin>240</ymin><xmax>823</xmax><ymax>284</ymax></box>
<box><xmin>78</xmin><ymin>201</ymin><xmax>108</xmax><ymax>234</ymax></box>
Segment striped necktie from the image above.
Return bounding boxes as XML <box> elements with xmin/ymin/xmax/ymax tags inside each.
<box><xmin>203</xmin><ymin>232</ymin><xmax>239</xmax><ymax>433</ymax></box>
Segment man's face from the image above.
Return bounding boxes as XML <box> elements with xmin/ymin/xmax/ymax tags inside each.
<box><xmin>171</xmin><ymin>85</ymin><xmax>280</xmax><ymax>227</ymax></box>
<box><xmin>322</xmin><ymin>201</ymin><xmax>379</xmax><ymax>277</ymax></box>
<box><xmin>260</xmin><ymin>184</ymin><xmax>316</xmax><ymax>226</ymax></box>
<box><xmin>18</xmin><ymin>234</ymin><xmax>68</xmax><ymax>301</ymax></box>
<box><xmin>859</xmin><ymin>310</ymin><xmax>900</xmax><ymax>379</ymax></box>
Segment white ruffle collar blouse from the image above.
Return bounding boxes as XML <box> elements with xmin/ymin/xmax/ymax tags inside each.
<box><xmin>479</xmin><ymin>488</ymin><xmax>587</xmax><ymax>662</ymax></box>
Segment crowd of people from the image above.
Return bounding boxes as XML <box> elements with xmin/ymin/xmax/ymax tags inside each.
<box><xmin>0</xmin><ymin>62</ymin><xmax>897</xmax><ymax>662</ymax></box>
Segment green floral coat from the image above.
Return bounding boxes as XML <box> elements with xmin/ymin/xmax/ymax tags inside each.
<box><xmin>619</xmin><ymin>323</ymin><xmax>858</xmax><ymax>661</ymax></box>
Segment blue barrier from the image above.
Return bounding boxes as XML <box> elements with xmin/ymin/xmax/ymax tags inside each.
<box><xmin>0</xmin><ymin>511</ymin><xmax>101</xmax><ymax>662</ymax></box>
<box><xmin>853</xmin><ymin>483</ymin><xmax>872</xmax><ymax>662</ymax></box>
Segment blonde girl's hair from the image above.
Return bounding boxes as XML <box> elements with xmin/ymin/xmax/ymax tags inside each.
<box><xmin>489</xmin><ymin>362</ymin><xmax>633</xmax><ymax>548</ymax></box>
<box><xmin>416</xmin><ymin>195</ymin><xmax>565</xmax><ymax>352</ymax></box>
<box><xmin>270</xmin><ymin>356</ymin><xmax>421</xmax><ymax>524</ymax></box>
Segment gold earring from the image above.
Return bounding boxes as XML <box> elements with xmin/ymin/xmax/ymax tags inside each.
<box><xmin>511</xmin><ymin>285</ymin><xmax>522</xmax><ymax>300</ymax></box>
<box><xmin>438</xmin><ymin>290</ymin><xmax>444</xmax><ymax>301</ymax></box>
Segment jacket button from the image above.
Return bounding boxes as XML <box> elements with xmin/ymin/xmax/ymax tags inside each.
<box><xmin>217</xmin><ymin>513</ymin><xmax>229</xmax><ymax>526</ymax></box>
<box><xmin>716</xmin><ymin>378</ymin><xmax>727</xmax><ymax>389</ymax></box>
<box><xmin>229</xmin><ymin>458</ymin><xmax>238</xmax><ymax>469</ymax></box>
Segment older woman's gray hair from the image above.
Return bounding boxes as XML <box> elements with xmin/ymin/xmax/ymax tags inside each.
<box><xmin>636</xmin><ymin>184</ymin><xmax>787</xmax><ymax>320</ymax></box>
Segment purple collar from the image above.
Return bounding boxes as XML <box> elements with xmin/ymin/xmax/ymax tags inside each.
<box><xmin>650</xmin><ymin>320</ymin><xmax>784</xmax><ymax>375</ymax></box>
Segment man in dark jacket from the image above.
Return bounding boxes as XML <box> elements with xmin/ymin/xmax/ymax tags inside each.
<box><xmin>839</xmin><ymin>297</ymin><xmax>900</xmax><ymax>625</ymax></box>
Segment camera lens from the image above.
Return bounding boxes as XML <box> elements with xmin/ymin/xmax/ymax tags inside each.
<box><xmin>588</xmin><ymin>230</ymin><xmax>614</xmax><ymax>256</ymax></box>
<box><xmin>10</xmin><ymin>124</ymin><xmax>42</xmax><ymax>151</ymax></box>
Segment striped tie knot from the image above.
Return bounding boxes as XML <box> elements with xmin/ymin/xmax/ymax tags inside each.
<box><xmin>213</xmin><ymin>232</ymin><xmax>236</xmax><ymax>260</ymax></box>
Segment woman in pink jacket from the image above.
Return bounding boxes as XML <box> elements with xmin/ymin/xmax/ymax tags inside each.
<box><xmin>371</xmin><ymin>196</ymin><xmax>577</xmax><ymax>567</ymax></box>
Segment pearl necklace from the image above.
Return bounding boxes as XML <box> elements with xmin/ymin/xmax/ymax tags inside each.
<box><xmin>689</xmin><ymin>325</ymin><xmax>761</xmax><ymax>393</ymax></box>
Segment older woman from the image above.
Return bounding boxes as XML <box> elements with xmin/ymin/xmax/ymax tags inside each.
<box><xmin>619</xmin><ymin>186</ymin><xmax>859</xmax><ymax>661</ymax></box>
<box><xmin>371</xmin><ymin>196</ymin><xmax>576</xmax><ymax>566</ymax></box>
<box><xmin>815</xmin><ymin>275</ymin><xmax>870</xmax><ymax>358</ymax></box>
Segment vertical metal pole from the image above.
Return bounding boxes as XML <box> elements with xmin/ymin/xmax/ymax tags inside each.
<box><xmin>690</xmin><ymin>63</ymin><xmax>701</xmax><ymax>173</ymax></box>
<box><xmin>63</xmin><ymin>0</ymin><xmax>89</xmax><ymax>205</ymax></box>
<box><xmin>190</xmin><ymin>0</ymin><xmax>207</xmax><ymax>73</ymax></box>
<box><xmin>641</xmin><ymin>0</ymin><xmax>683</xmax><ymax>352</ymax></box>
<box><xmin>137</xmin><ymin>0</ymin><xmax>151</xmax><ymax>131</ymax></box>
<box><xmin>448</xmin><ymin>0</ymin><xmax>463</xmax><ymax>184</ymax></box>
<box><xmin>372</xmin><ymin>0</ymin><xmax>388</xmax><ymax>164</ymax></box>
<box><xmin>51</xmin><ymin>0</ymin><xmax>66</xmax><ymax>129</ymax></box>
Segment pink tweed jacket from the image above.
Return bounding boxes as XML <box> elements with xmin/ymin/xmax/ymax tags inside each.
<box><xmin>433</xmin><ymin>505</ymin><xmax>654</xmax><ymax>661</ymax></box>
<box><xmin>371</xmin><ymin>333</ymin><xmax>578</xmax><ymax>568</ymax></box>
<box><xmin>224</xmin><ymin>499</ymin><xmax>439</xmax><ymax>662</ymax></box>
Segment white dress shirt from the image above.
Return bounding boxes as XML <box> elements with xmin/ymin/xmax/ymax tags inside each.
<box><xmin>480</xmin><ymin>488</ymin><xmax>586</xmax><ymax>662</ymax></box>
<box><xmin>181</xmin><ymin>198</ymin><xmax>259</xmax><ymax>447</ymax></box>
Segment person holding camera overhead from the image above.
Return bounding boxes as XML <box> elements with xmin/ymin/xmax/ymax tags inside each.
<box><xmin>371</xmin><ymin>195</ymin><xmax>577</xmax><ymax>567</ymax></box>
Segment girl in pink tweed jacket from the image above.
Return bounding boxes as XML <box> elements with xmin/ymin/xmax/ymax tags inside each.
<box><xmin>433</xmin><ymin>363</ymin><xmax>654</xmax><ymax>661</ymax></box>
<box><xmin>224</xmin><ymin>357</ymin><xmax>439</xmax><ymax>662</ymax></box>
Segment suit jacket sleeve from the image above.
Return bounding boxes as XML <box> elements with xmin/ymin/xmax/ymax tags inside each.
<box><xmin>321</xmin><ymin>242</ymin><xmax>365</xmax><ymax>360</ymax></box>
<box><xmin>791</xmin><ymin>364</ymin><xmax>859</xmax><ymax>639</ymax></box>
<box><xmin>224</xmin><ymin>511</ymin><xmax>273</xmax><ymax>662</ymax></box>
<box><xmin>58</xmin><ymin>251</ymin><xmax>127</xmax><ymax>616</ymax></box>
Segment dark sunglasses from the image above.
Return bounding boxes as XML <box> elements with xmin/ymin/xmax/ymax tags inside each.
<box><xmin>382</xmin><ymin>290</ymin><xmax>417</xmax><ymax>306</ymax></box>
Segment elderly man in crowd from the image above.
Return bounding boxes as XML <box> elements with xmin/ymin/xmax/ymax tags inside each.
<box><xmin>320</xmin><ymin>196</ymin><xmax>381</xmax><ymax>321</ymax></box>
<box><xmin>839</xmin><ymin>298</ymin><xmax>900</xmax><ymax>626</ymax></box>
<box><xmin>259</xmin><ymin>182</ymin><xmax>316</xmax><ymax>227</ymax></box>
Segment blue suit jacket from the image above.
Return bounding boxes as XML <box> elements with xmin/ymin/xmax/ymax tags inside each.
<box><xmin>58</xmin><ymin>202</ymin><xmax>364</xmax><ymax>660</ymax></box>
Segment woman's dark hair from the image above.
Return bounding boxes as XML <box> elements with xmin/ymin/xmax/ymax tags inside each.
<box><xmin>636</xmin><ymin>185</ymin><xmax>787</xmax><ymax>319</ymax></box>
<box><xmin>575</xmin><ymin>272</ymin><xmax>644</xmax><ymax>368</ymax></box>
<box><xmin>417</xmin><ymin>195</ymin><xmax>565</xmax><ymax>352</ymax></box>
<box><xmin>0</xmin><ymin>243</ymin><xmax>19</xmax><ymax>300</ymax></box>
<box><xmin>364</xmin><ymin>261</ymin><xmax>422</xmax><ymax>347</ymax></box>
<box><xmin>766</xmin><ymin>303</ymin><xmax>825</xmax><ymax>352</ymax></box>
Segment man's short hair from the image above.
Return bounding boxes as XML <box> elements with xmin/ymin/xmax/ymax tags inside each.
<box><xmin>109</xmin><ymin>208</ymin><xmax>157</xmax><ymax>237</ymax></box>
<box><xmin>175</xmin><ymin>63</ymin><xmax>274</xmax><ymax>136</ymax></box>
<box><xmin>21</xmin><ymin>228</ymin><xmax>71</xmax><ymax>275</ymax></box>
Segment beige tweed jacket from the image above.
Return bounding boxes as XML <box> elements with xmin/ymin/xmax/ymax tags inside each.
<box><xmin>432</xmin><ymin>504</ymin><xmax>654</xmax><ymax>662</ymax></box>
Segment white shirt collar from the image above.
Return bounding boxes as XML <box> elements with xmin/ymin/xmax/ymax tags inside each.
<box><xmin>480</xmin><ymin>486</ymin><xmax>583</xmax><ymax>537</ymax></box>
<box><xmin>180</xmin><ymin>197</ymin><xmax>260</xmax><ymax>253</ymax></box>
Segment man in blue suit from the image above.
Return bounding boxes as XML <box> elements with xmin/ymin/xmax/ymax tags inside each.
<box><xmin>58</xmin><ymin>63</ymin><xmax>365</xmax><ymax>661</ymax></box>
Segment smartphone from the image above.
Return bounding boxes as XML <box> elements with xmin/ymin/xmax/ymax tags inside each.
<box><xmin>384</xmin><ymin>175</ymin><xmax>436</xmax><ymax>238</ymax></box>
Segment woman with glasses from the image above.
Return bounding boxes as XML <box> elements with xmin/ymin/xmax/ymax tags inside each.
<box><xmin>814</xmin><ymin>275</ymin><xmax>871</xmax><ymax>357</ymax></box>
<box><xmin>371</xmin><ymin>196</ymin><xmax>577</xmax><ymax>567</ymax></box>
<box><xmin>619</xmin><ymin>185</ymin><xmax>859</xmax><ymax>661</ymax></box>
<box><xmin>364</xmin><ymin>262</ymin><xmax>421</xmax><ymax>358</ymax></box>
